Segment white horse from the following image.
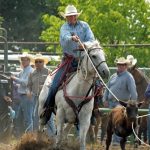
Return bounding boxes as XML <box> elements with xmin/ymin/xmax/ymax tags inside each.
<box><xmin>55</xmin><ymin>40</ymin><xmax>109</xmax><ymax>150</ymax></box>
<box><xmin>38</xmin><ymin>40</ymin><xmax>109</xmax><ymax>149</ymax></box>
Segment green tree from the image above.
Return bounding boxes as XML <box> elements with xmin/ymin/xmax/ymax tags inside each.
<box><xmin>40</xmin><ymin>0</ymin><xmax>150</xmax><ymax>44</ymax></box>
<box><xmin>40</xmin><ymin>0</ymin><xmax>150</xmax><ymax>66</ymax></box>
<box><xmin>0</xmin><ymin>0</ymin><xmax>60</xmax><ymax>42</ymax></box>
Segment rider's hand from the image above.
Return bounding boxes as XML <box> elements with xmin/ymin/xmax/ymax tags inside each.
<box><xmin>72</xmin><ymin>35</ymin><xmax>79</xmax><ymax>42</ymax></box>
<box><xmin>78</xmin><ymin>43</ymin><xmax>85</xmax><ymax>49</ymax></box>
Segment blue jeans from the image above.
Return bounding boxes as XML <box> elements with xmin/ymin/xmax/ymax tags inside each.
<box><xmin>47</xmin><ymin>113</ymin><xmax>56</xmax><ymax>137</ymax></box>
<box><xmin>32</xmin><ymin>95</ymin><xmax>56</xmax><ymax>135</ymax></box>
<box><xmin>44</xmin><ymin>58</ymin><xmax>78</xmax><ymax>111</ymax></box>
<box><xmin>33</xmin><ymin>95</ymin><xmax>39</xmax><ymax>131</ymax></box>
<box><xmin>16</xmin><ymin>94</ymin><xmax>34</xmax><ymax>136</ymax></box>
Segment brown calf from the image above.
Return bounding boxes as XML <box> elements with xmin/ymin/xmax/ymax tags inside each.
<box><xmin>106</xmin><ymin>100</ymin><xmax>143</xmax><ymax>150</ymax></box>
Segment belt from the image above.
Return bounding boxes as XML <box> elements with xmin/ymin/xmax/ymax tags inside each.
<box><xmin>19</xmin><ymin>93</ymin><xmax>26</xmax><ymax>96</ymax></box>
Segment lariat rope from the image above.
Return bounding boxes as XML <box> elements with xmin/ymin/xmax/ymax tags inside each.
<box><xmin>78</xmin><ymin>39</ymin><xmax>150</xmax><ymax>147</ymax></box>
<box><xmin>77</xmin><ymin>39</ymin><xmax>120</xmax><ymax>102</ymax></box>
<box><xmin>131</xmin><ymin>113</ymin><xmax>150</xmax><ymax>147</ymax></box>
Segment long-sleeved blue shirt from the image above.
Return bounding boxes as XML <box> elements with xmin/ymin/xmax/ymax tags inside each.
<box><xmin>14</xmin><ymin>65</ymin><xmax>33</xmax><ymax>94</ymax></box>
<box><xmin>60</xmin><ymin>20</ymin><xmax>95</xmax><ymax>58</ymax></box>
<box><xmin>103</xmin><ymin>71</ymin><xmax>137</xmax><ymax>102</ymax></box>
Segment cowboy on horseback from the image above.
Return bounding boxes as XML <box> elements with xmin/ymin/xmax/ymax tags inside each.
<box><xmin>40</xmin><ymin>4</ymin><xmax>95</xmax><ymax>125</ymax></box>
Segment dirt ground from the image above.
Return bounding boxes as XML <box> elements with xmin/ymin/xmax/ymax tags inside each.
<box><xmin>0</xmin><ymin>142</ymin><xmax>150</xmax><ymax>150</ymax></box>
<box><xmin>0</xmin><ymin>133</ymin><xmax>150</xmax><ymax>150</ymax></box>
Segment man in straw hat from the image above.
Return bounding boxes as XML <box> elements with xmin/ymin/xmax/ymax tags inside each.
<box><xmin>11</xmin><ymin>52</ymin><xmax>34</xmax><ymax>137</ymax></box>
<box><xmin>28</xmin><ymin>54</ymin><xmax>56</xmax><ymax>135</ymax></box>
<box><xmin>103</xmin><ymin>57</ymin><xmax>137</xmax><ymax>145</ymax></box>
<box><xmin>40</xmin><ymin>4</ymin><xmax>95</xmax><ymax>125</ymax></box>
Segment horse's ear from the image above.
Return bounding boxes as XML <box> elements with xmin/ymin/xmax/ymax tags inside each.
<box><xmin>119</xmin><ymin>100</ymin><xmax>127</xmax><ymax>107</ymax></box>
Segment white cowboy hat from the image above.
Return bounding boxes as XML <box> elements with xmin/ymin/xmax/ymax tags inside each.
<box><xmin>126</xmin><ymin>55</ymin><xmax>137</xmax><ymax>66</ymax></box>
<box><xmin>33</xmin><ymin>53</ymin><xmax>50</xmax><ymax>65</ymax></box>
<box><xmin>18</xmin><ymin>52</ymin><xmax>33</xmax><ymax>61</ymax></box>
<box><xmin>59</xmin><ymin>5</ymin><xmax>82</xmax><ymax>18</ymax></box>
<box><xmin>115</xmin><ymin>57</ymin><xmax>130</xmax><ymax>65</ymax></box>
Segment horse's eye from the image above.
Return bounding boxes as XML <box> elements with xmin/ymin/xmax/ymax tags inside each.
<box><xmin>91</xmin><ymin>55</ymin><xmax>96</xmax><ymax>59</ymax></box>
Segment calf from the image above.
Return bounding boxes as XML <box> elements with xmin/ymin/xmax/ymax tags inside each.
<box><xmin>106</xmin><ymin>100</ymin><xmax>143</xmax><ymax>150</ymax></box>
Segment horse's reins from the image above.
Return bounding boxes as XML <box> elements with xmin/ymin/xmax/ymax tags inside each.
<box><xmin>78</xmin><ymin>39</ymin><xmax>121</xmax><ymax>103</ymax></box>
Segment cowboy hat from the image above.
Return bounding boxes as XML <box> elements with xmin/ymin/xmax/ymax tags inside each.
<box><xmin>18</xmin><ymin>52</ymin><xmax>33</xmax><ymax>61</ymax></box>
<box><xmin>115</xmin><ymin>57</ymin><xmax>130</xmax><ymax>65</ymax></box>
<box><xmin>33</xmin><ymin>54</ymin><xmax>50</xmax><ymax>65</ymax></box>
<box><xmin>126</xmin><ymin>55</ymin><xmax>137</xmax><ymax>66</ymax></box>
<box><xmin>59</xmin><ymin>5</ymin><xmax>82</xmax><ymax>18</ymax></box>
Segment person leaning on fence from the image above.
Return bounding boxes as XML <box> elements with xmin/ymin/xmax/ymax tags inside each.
<box><xmin>27</xmin><ymin>54</ymin><xmax>56</xmax><ymax>136</ymax></box>
<box><xmin>144</xmin><ymin>83</ymin><xmax>150</xmax><ymax>145</ymax></box>
<box><xmin>103</xmin><ymin>57</ymin><xmax>138</xmax><ymax>145</ymax></box>
<box><xmin>40</xmin><ymin>4</ymin><xmax>95</xmax><ymax>125</ymax></box>
<box><xmin>11</xmin><ymin>52</ymin><xmax>34</xmax><ymax>137</ymax></box>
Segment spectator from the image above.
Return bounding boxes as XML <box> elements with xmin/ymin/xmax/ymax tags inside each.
<box><xmin>11</xmin><ymin>52</ymin><xmax>34</xmax><ymax>137</ymax></box>
<box><xmin>28</xmin><ymin>54</ymin><xmax>56</xmax><ymax>136</ymax></box>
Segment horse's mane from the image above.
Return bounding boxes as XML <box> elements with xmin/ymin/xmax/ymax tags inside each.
<box><xmin>85</xmin><ymin>40</ymin><xmax>101</xmax><ymax>49</ymax></box>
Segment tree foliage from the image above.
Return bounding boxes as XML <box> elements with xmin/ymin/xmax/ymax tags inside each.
<box><xmin>0</xmin><ymin>0</ymin><xmax>150</xmax><ymax>66</ymax></box>
<box><xmin>0</xmin><ymin>0</ymin><xmax>60</xmax><ymax>41</ymax></box>
<box><xmin>40</xmin><ymin>0</ymin><xmax>150</xmax><ymax>66</ymax></box>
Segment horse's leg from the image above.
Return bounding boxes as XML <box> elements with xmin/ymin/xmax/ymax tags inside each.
<box><xmin>101</xmin><ymin>114</ymin><xmax>108</xmax><ymax>144</ymax></box>
<box><xmin>79</xmin><ymin>117</ymin><xmax>91</xmax><ymax>150</ymax></box>
<box><xmin>55</xmin><ymin>107</ymin><xmax>65</xmax><ymax>147</ymax></box>
<box><xmin>120</xmin><ymin>137</ymin><xmax>127</xmax><ymax>150</ymax></box>
<box><xmin>141</xmin><ymin>117</ymin><xmax>147</xmax><ymax>144</ymax></box>
<box><xmin>106</xmin><ymin>121</ymin><xmax>112</xmax><ymax>150</ymax></box>
<box><xmin>133</xmin><ymin>120</ymin><xmax>139</xmax><ymax>148</ymax></box>
<box><xmin>63</xmin><ymin>123</ymin><xmax>73</xmax><ymax>140</ymax></box>
<box><xmin>138</xmin><ymin>123</ymin><xmax>142</xmax><ymax>145</ymax></box>
<box><xmin>88</xmin><ymin>125</ymin><xmax>95</xmax><ymax>143</ymax></box>
<box><xmin>94</xmin><ymin>115</ymin><xmax>101</xmax><ymax>143</ymax></box>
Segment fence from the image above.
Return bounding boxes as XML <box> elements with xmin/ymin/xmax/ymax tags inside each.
<box><xmin>0</xmin><ymin>41</ymin><xmax>150</xmax><ymax>68</ymax></box>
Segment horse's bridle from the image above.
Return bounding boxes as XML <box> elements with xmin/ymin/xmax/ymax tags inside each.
<box><xmin>87</xmin><ymin>47</ymin><xmax>106</xmax><ymax>69</ymax></box>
